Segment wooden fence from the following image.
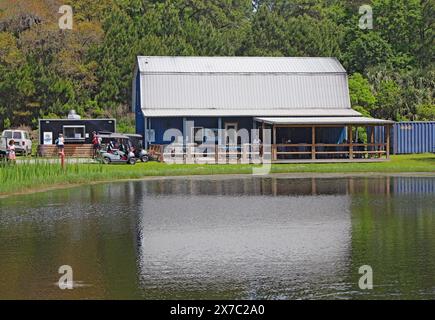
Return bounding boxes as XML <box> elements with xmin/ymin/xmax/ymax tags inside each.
<box><xmin>155</xmin><ymin>142</ymin><xmax>388</xmax><ymax>163</ymax></box>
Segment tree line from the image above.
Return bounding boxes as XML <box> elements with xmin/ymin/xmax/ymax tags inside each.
<box><xmin>0</xmin><ymin>0</ymin><xmax>433</xmax><ymax>132</ymax></box>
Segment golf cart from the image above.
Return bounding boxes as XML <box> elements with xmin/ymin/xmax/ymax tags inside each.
<box><xmin>97</xmin><ymin>132</ymin><xmax>137</xmax><ymax>165</ymax></box>
<box><xmin>125</xmin><ymin>134</ymin><xmax>149</xmax><ymax>162</ymax></box>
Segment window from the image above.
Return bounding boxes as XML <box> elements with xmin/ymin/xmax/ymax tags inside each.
<box><xmin>13</xmin><ymin>132</ymin><xmax>22</xmax><ymax>139</ymax></box>
<box><xmin>192</xmin><ymin>127</ymin><xmax>204</xmax><ymax>144</ymax></box>
<box><xmin>225</xmin><ymin>122</ymin><xmax>238</xmax><ymax>145</ymax></box>
<box><xmin>146</xmin><ymin>129</ymin><xmax>155</xmax><ymax>143</ymax></box>
<box><xmin>186</xmin><ymin>127</ymin><xmax>222</xmax><ymax>145</ymax></box>
<box><xmin>63</xmin><ymin>126</ymin><xmax>85</xmax><ymax>140</ymax></box>
<box><xmin>3</xmin><ymin>131</ymin><xmax>12</xmax><ymax>139</ymax></box>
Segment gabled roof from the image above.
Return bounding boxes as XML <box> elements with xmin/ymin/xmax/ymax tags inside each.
<box><xmin>135</xmin><ymin>56</ymin><xmax>354</xmax><ymax>117</ymax></box>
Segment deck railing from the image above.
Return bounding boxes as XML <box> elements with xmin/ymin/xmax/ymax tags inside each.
<box><xmin>153</xmin><ymin>142</ymin><xmax>389</xmax><ymax>163</ymax></box>
<box><xmin>273</xmin><ymin>143</ymin><xmax>388</xmax><ymax>160</ymax></box>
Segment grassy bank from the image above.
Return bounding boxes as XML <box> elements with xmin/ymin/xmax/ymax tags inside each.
<box><xmin>0</xmin><ymin>154</ymin><xmax>434</xmax><ymax>196</ymax></box>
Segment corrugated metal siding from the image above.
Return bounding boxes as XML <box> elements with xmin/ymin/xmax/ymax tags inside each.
<box><xmin>149</xmin><ymin>117</ymin><xmax>255</xmax><ymax>144</ymax></box>
<box><xmin>373</xmin><ymin>122</ymin><xmax>435</xmax><ymax>154</ymax></box>
<box><xmin>140</xmin><ymin>73</ymin><xmax>351</xmax><ymax>111</ymax></box>
<box><xmin>150</xmin><ymin>117</ymin><xmax>183</xmax><ymax>144</ymax></box>
<box><xmin>138</xmin><ymin>56</ymin><xmax>346</xmax><ymax>74</ymax></box>
<box><xmin>393</xmin><ymin>122</ymin><xmax>435</xmax><ymax>154</ymax></box>
<box><xmin>135</xmin><ymin>70</ymin><xmax>145</xmax><ymax>137</ymax></box>
<box><xmin>369</xmin><ymin>125</ymin><xmax>387</xmax><ymax>149</ymax></box>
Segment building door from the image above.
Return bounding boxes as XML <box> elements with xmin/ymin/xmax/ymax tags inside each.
<box><xmin>224</xmin><ymin>122</ymin><xmax>238</xmax><ymax>159</ymax></box>
<box><xmin>224</xmin><ymin>122</ymin><xmax>238</xmax><ymax>146</ymax></box>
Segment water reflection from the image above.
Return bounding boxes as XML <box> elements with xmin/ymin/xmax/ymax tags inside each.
<box><xmin>137</xmin><ymin>193</ymin><xmax>352</xmax><ymax>299</ymax></box>
<box><xmin>0</xmin><ymin>175</ymin><xmax>434</xmax><ymax>299</ymax></box>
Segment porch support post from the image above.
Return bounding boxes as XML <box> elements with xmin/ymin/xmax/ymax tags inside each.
<box><xmin>386</xmin><ymin>124</ymin><xmax>390</xmax><ymax>159</ymax></box>
<box><xmin>370</xmin><ymin>125</ymin><xmax>375</xmax><ymax>159</ymax></box>
<box><xmin>182</xmin><ymin>117</ymin><xmax>187</xmax><ymax>147</ymax></box>
<box><xmin>348</xmin><ymin>125</ymin><xmax>353</xmax><ymax>160</ymax></box>
<box><xmin>272</xmin><ymin>124</ymin><xmax>277</xmax><ymax>161</ymax></box>
<box><xmin>311</xmin><ymin>126</ymin><xmax>316</xmax><ymax>160</ymax></box>
<box><xmin>262</xmin><ymin>122</ymin><xmax>265</xmax><ymax>141</ymax></box>
<box><xmin>261</xmin><ymin>121</ymin><xmax>265</xmax><ymax>159</ymax></box>
<box><xmin>144</xmin><ymin>116</ymin><xmax>148</xmax><ymax>149</ymax></box>
<box><xmin>216</xmin><ymin>117</ymin><xmax>222</xmax><ymax>162</ymax></box>
<box><xmin>218</xmin><ymin>117</ymin><xmax>222</xmax><ymax>145</ymax></box>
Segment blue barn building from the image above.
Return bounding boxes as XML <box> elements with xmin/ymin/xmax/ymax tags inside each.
<box><xmin>133</xmin><ymin>56</ymin><xmax>393</xmax><ymax>162</ymax></box>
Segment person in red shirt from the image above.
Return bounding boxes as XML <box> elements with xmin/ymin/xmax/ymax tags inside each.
<box><xmin>92</xmin><ymin>131</ymin><xmax>101</xmax><ymax>158</ymax></box>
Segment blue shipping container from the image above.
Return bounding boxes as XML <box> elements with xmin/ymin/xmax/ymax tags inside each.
<box><xmin>373</xmin><ymin>122</ymin><xmax>435</xmax><ymax>154</ymax></box>
<box><xmin>393</xmin><ymin>122</ymin><xmax>435</xmax><ymax>154</ymax></box>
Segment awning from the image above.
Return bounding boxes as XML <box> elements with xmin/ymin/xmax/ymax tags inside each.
<box><xmin>254</xmin><ymin>117</ymin><xmax>394</xmax><ymax>125</ymax></box>
<box><xmin>99</xmin><ymin>133</ymin><xmax>130</xmax><ymax>139</ymax></box>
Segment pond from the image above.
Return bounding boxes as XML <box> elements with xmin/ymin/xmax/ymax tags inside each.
<box><xmin>0</xmin><ymin>175</ymin><xmax>434</xmax><ymax>299</ymax></box>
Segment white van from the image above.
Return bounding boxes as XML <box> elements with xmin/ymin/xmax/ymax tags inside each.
<box><xmin>0</xmin><ymin>130</ymin><xmax>33</xmax><ymax>156</ymax></box>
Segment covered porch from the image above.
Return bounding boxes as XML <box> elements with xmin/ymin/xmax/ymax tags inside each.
<box><xmin>255</xmin><ymin>117</ymin><xmax>394</xmax><ymax>163</ymax></box>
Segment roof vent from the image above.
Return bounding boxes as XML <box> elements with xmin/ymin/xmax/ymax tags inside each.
<box><xmin>67</xmin><ymin>110</ymin><xmax>81</xmax><ymax>120</ymax></box>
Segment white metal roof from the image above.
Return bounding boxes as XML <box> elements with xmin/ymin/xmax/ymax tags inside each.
<box><xmin>254</xmin><ymin>117</ymin><xmax>394</xmax><ymax>125</ymax></box>
<box><xmin>137</xmin><ymin>56</ymin><xmax>346</xmax><ymax>73</ymax></box>
<box><xmin>135</xmin><ymin>56</ymin><xmax>353</xmax><ymax>117</ymax></box>
<box><xmin>141</xmin><ymin>108</ymin><xmax>361</xmax><ymax>117</ymax></box>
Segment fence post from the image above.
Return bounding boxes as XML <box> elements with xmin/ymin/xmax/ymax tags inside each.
<box><xmin>386</xmin><ymin>125</ymin><xmax>390</xmax><ymax>159</ymax></box>
<box><xmin>186</xmin><ymin>143</ymin><xmax>194</xmax><ymax>164</ymax></box>
<box><xmin>242</xmin><ymin>143</ymin><xmax>249</xmax><ymax>163</ymax></box>
<box><xmin>348</xmin><ymin>126</ymin><xmax>353</xmax><ymax>160</ymax></box>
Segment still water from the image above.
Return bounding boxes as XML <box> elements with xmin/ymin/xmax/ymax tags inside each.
<box><xmin>0</xmin><ymin>175</ymin><xmax>434</xmax><ymax>299</ymax></box>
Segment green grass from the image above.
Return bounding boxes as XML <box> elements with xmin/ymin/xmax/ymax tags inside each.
<box><xmin>0</xmin><ymin>154</ymin><xmax>434</xmax><ymax>196</ymax></box>
<box><xmin>0</xmin><ymin>160</ymin><xmax>105</xmax><ymax>194</ymax></box>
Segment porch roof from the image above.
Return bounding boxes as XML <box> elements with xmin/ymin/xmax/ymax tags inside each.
<box><xmin>141</xmin><ymin>108</ymin><xmax>361</xmax><ymax>117</ymax></box>
<box><xmin>254</xmin><ymin>117</ymin><xmax>394</xmax><ymax>125</ymax></box>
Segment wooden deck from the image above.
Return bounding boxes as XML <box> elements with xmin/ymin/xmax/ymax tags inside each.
<box><xmin>37</xmin><ymin>144</ymin><xmax>94</xmax><ymax>157</ymax></box>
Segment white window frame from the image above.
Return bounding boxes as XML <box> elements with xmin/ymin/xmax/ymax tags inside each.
<box><xmin>192</xmin><ymin>126</ymin><xmax>205</xmax><ymax>144</ymax></box>
<box><xmin>224</xmin><ymin>122</ymin><xmax>238</xmax><ymax>145</ymax></box>
<box><xmin>63</xmin><ymin>125</ymin><xmax>86</xmax><ymax>140</ymax></box>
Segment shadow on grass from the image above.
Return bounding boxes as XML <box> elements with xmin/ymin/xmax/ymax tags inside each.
<box><xmin>409</xmin><ymin>156</ymin><xmax>435</xmax><ymax>163</ymax></box>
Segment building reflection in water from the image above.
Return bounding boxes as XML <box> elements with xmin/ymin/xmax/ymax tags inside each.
<box><xmin>135</xmin><ymin>176</ymin><xmax>355</xmax><ymax>299</ymax></box>
<box><xmin>135</xmin><ymin>175</ymin><xmax>435</xmax><ymax>299</ymax></box>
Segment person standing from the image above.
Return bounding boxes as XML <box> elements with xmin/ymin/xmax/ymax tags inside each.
<box><xmin>92</xmin><ymin>131</ymin><xmax>101</xmax><ymax>158</ymax></box>
<box><xmin>7</xmin><ymin>140</ymin><xmax>16</xmax><ymax>162</ymax></box>
<box><xmin>55</xmin><ymin>133</ymin><xmax>65</xmax><ymax>153</ymax></box>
